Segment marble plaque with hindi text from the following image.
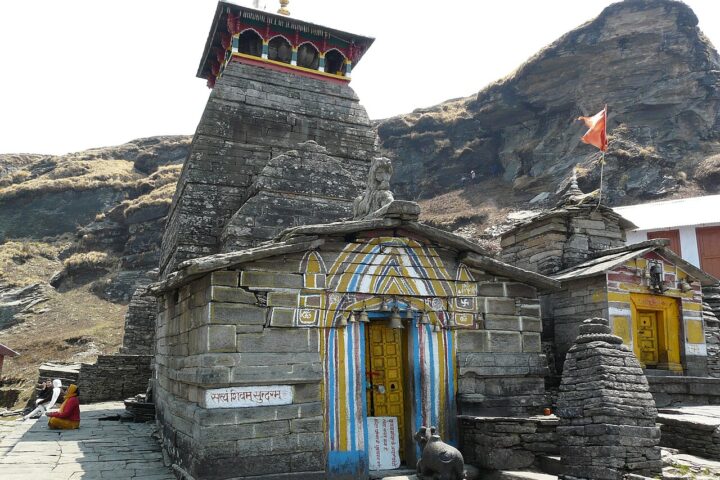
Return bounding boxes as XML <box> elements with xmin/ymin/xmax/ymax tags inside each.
<box><xmin>203</xmin><ymin>385</ymin><xmax>293</xmax><ymax>409</ymax></box>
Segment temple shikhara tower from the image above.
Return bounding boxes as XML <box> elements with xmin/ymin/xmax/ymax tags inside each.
<box><xmin>159</xmin><ymin>1</ymin><xmax>376</xmax><ymax>277</ymax></box>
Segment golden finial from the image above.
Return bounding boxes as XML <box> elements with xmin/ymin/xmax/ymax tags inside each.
<box><xmin>278</xmin><ymin>0</ymin><xmax>290</xmax><ymax>16</ymax></box>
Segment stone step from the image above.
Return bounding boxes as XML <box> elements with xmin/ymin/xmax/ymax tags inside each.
<box><xmin>375</xmin><ymin>464</ymin><xmax>480</xmax><ymax>480</ymax></box>
<box><xmin>537</xmin><ymin>455</ymin><xmax>564</xmax><ymax>476</ymax></box>
<box><xmin>489</xmin><ymin>471</ymin><xmax>558</xmax><ymax>480</ymax></box>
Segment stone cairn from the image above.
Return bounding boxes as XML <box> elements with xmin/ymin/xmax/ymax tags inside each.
<box><xmin>703</xmin><ymin>283</ymin><xmax>720</xmax><ymax>378</ymax></box>
<box><xmin>556</xmin><ymin>318</ymin><xmax>661</xmax><ymax>480</ymax></box>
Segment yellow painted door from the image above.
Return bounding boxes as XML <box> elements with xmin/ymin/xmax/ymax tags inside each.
<box><xmin>367</xmin><ymin>322</ymin><xmax>405</xmax><ymax>460</ymax></box>
<box><xmin>638</xmin><ymin>311</ymin><xmax>659</xmax><ymax>366</ymax></box>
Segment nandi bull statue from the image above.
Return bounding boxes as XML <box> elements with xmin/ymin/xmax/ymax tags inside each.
<box><xmin>414</xmin><ymin>426</ymin><xmax>465</xmax><ymax>480</ymax></box>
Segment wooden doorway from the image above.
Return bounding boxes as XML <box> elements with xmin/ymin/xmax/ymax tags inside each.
<box><xmin>697</xmin><ymin>226</ymin><xmax>720</xmax><ymax>278</ymax></box>
<box><xmin>366</xmin><ymin>321</ymin><xmax>407</xmax><ymax>461</ymax></box>
<box><xmin>647</xmin><ymin>229</ymin><xmax>681</xmax><ymax>256</ymax></box>
<box><xmin>630</xmin><ymin>293</ymin><xmax>682</xmax><ymax>372</ymax></box>
<box><xmin>637</xmin><ymin>311</ymin><xmax>660</xmax><ymax>366</ymax></box>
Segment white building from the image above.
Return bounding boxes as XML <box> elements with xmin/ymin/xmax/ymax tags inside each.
<box><xmin>614</xmin><ymin>195</ymin><xmax>720</xmax><ymax>279</ymax></box>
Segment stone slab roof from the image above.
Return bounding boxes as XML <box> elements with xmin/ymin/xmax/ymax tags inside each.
<box><xmin>552</xmin><ymin>239</ymin><xmax>718</xmax><ymax>286</ymax></box>
<box><xmin>501</xmin><ymin>204</ymin><xmax>637</xmax><ymax>239</ymax></box>
<box><xmin>150</xmin><ymin>202</ymin><xmax>560</xmax><ymax>295</ymax></box>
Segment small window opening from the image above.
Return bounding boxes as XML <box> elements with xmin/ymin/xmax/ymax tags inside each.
<box><xmin>297</xmin><ymin>43</ymin><xmax>320</xmax><ymax>70</ymax></box>
<box><xmin>324</xmin><ymin>50</ymin><xmax>346</xmax><ymax>75</ymax></box>
<box><xmin>269</xmin><ymin>36</ymin><xmax>292</xmax><ymax>64</ymax></box>
<box><xmin>238</xmin><ymin>30</ymin><xmax>262</xmax><ymax>57</ymax></box>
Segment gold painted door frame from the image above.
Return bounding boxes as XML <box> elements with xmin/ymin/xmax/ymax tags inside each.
<box><xmin>630</xmin><ymin>293</ymin><xmax>682</xmax><ymax>372</ymax></box>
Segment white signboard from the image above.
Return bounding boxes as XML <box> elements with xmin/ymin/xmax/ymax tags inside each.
<box><xmin>203</xmin><ymin>385</ymin><xmax>293</xmax><ymax>409</ymax></box>
<box><xmin>367</xmin><ymin>416</ymin><xmax>401</xmax><ymax>470</ymax></box>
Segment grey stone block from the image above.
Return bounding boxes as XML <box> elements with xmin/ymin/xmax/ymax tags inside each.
<box><xmin>293</xmin><ymin>382</ymin><xmax>321</xmax><ymax>403</ymax></box>
<box><xmin>523</xmin><ymin>333</ymin><xmax>542</xmax><ymax>353</ymax></box>
<box><xmin>290</xmin><ymin>416</ymin><xmax>323</xmax><ymax>433</ymax></box>
<box><xmin>269</xmin><ymin>307</ymin><xmax>295</xmax><ymax>327</ymax></box>
<box><xmin>485</xmin><ymin>297</ymin><xmax>517</xmax><ymax>315</ymax></box>
<box><xmin>267</xmin><ymin>291</ymin><xmax>299</xmax><ymax>307</ymax></box>
<box><xmin>211</xmin><ymin>271</ymin><xmax>239</xmax><ymax>287</ymax></box>
<box><xmin>236</xmin><ymin>329</ymin><xmax>319</xmax><ymax>353</ymax></box>
<box><xmin>208</xmin><ymin>324</ymin><xmax>237</xmax><ymax>352</ymax></box>
<box><xmin>209</xmin><ymin>286</ymin><xmax>258</xmax><ymax>304</ymax></box>
<box><xmin>484</xmin><ymin>314</ymin><xmax>521</xmax><ymax>331</ymax></box>
<box><xmin>210</xmin><ymin>302</ymin><xmax>267</xmax><ymax>325</ymax></box>
<box><xmin>240</xmin><ymin>271</ymin><xmax>303</xmax><ymax>289</ymax></box>
<box><xmin>489</xmin><ymin>331</ymin><xmax>522</xmax><ymax>353</ymax></box>
<box><xmin>457</xmin><ymin>331</ymin><xmax>489</xmax><ymax>353</ymax></box>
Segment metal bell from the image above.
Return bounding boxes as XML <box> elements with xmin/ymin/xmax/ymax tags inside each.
<box><xmin>379</xmin><ymin>297</ymin><xmax>390</xmax><ymax>311</ymax></box>
<box><xmin>419</xmin><ymin>311</ymin><xmax>430</xmax><ymax>325</ymax></box>
<box><xmin>336</xmin><ymin>313</ymin><xmax>348</xmax><ymax>328</ymax></box>
<box><xmin>388</xmin><ymin>307</ymin><xmax>404</xmax><ymax>329</ymax></box>
<box><xmin>358</xmin><ymin>309</ymin><xmax>370</xmax><ymax>323</ymax></box>
<box><xmin>349</xmin><ymin>311</ymin><xmax>358</xmax><ymax>323</ymax></box>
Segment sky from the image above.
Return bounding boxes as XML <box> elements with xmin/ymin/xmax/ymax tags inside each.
<box><xmin>1</xmin><ymin>0</ymin><xmax>719</xmax><ymax>155</ymax></box>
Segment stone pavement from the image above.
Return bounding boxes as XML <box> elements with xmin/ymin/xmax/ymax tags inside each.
<box><xmin>0</xmin><ymin>402</ymin><xmax>174</xmax><ymax>480</ymax></box>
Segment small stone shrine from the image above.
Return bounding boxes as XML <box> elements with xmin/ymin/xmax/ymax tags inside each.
<box><xmin>556</xmin><ymin>317</ymin><xmax>662</xmax><ymax>480</ymax></box>
<box><xmin>501</xmin><ymin>175</ymin><xmax>718</xmax><ymax>377</ymax></box>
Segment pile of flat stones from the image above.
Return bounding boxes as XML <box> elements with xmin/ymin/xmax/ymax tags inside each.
<box><xmin>703</xmin><ymin>283</ymin><xmax>720</xmax><ymax>319</ymax></box>
<box><xmin>556</xmin><ymin>317</ymin><xmax>661</xmax><ymax>480</ymax></box>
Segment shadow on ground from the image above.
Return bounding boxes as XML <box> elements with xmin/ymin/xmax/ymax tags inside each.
<box><xmin>0</xmin><ymin>401</ymin><xmax>173</xmax><ymax>480</ymax></box>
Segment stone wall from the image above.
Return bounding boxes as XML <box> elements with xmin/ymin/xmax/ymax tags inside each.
<box><xmin>159</xmin><ymin>61</ymin><xmax>377</xmax><ymax>277</ymax></box>
<box><xmin>456</xmin><ymin>275</ymin><xmax>549</xmax><ymax>417</ymax></box>
<box><xmin>500</xmin><ymin>205</ymin><xmax>627</xmax><ymax>276</ymax></box>
<box><xmin>659</xmin><ymin>411</ymin><xmax>720</xmax><ymax>459</ymax></box>
<box><xmin>154</xmin><ymin>271</ymin><xmax>324</xmax><ymax>480</ymax></box>
<box><xmin>647</xmin><ymin>376</ymin><xmax>720</xmax><ymax>407</ymax></box>
<box><xmin>540</xmin><ymin>276</ymin><xmax>608</xmax><ymax>373</ymax></box>
<box><xmin>120</xmin><ymin>286</ymin><xmax>158</xmax><ymax>355</ymax></box>
<box><xmin>460</xmin><ymin>415</ymin><xmax>559</xmax><ymax>470</ymax></box>
<box><xmin>79</xmin><ymin>354</ymin><xmax>152</xmax><ymax>403</ymax></box>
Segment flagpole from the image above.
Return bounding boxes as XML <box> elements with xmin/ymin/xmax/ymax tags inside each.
<box><xmin>597</xmin><ymin>151</ymin><xmax>605</xmax><ymax>208</ymax></box>
<box><xmin>596</xmin><ymin>104</ymin><xmax>608</xmax><ymax>209</ymax></box>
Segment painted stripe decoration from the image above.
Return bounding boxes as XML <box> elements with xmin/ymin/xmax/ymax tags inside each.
<box><xmin>320</xmin><ymin>236</ymin><xmax>460</xmax><ymax>471</ymax></box>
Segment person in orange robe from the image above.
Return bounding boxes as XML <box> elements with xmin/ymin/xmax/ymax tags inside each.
<box><xmin>47</xmin><ymin>384</ymin><xmax>80</xmax><ymax>430</ymax></box>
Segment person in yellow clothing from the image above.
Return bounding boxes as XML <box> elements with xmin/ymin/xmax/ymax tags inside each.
<box><xmin>47</xmin><ymin>384</ymin><xmax>80</xmax><ymax>430</ymax></box>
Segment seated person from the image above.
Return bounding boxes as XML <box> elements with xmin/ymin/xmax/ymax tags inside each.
<box><xmin>23</xmin><ymin>378</ymin><xmax>62</xmax><ymax>420</ymax></box>
<box><xmin>47</xmin><ymin>384</ymin><xmax>80</xmax><ymax>430</ymax></box>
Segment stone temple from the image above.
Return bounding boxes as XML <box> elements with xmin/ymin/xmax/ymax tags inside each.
<box><xmin>136</xmin><ymin>2</ymin><xmax>720</xmax><ymax>479</ymax></box>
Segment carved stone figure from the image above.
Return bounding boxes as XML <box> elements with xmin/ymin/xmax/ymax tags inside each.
<box><xmin>414</xmin><ymin>426</ymin><xmax>465</xmax><ymax>480</ymax></box>
<box><xmin>353</xmin><ymin>157</ymin><xmax>394</xmax><ymax>219</ymax></box>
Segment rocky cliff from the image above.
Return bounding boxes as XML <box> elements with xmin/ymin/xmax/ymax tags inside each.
<box><xmin>0</xmin><ymin>136</ymin><xmax>190</xmax><ymax>303</ymax></box>
<box><xmin>378</xmin><ymin>0</ymin><xmax>720</xmax><ymax>206</ymax></box>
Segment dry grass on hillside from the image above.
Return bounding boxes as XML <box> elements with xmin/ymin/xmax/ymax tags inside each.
<box><xmin>419</xmin><ymin>179</ymin><xmax>516</xmax><ymax>230</ymax></box>
<box><xmin>121</xmin><ymin>164</ymin><xmax>182</xmax><ymax>218</ymax></box>
<box><xmin>62</xmin><ymin>251</ymin><xmax>114</xmax><ymax>273</ymax></box>
<box><xmin>0</xmin><ymin>242</ymin><xmax>126</xmax><ymax>409</ymax></box>
<box><xmin>0</xmin><ymin>241</ymin><xmax>63</xmax><ymax>287</ymax></box>
<box><xmin>0</xmin><ymin>159</ymin><xmax>141</xmax><ymax>201</ymax></box>
<box><xmin>2</xmin><ymin>287</ymin><xmax>127</xmax><ymax>408</ymax></box>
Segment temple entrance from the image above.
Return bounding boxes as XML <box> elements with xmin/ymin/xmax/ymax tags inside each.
<box><xmin>637</xmin><ymin>311</ymin><xmax>659</xmax><ymax>366</ymax></box>
<box><xmin>366</xmin><ymin>320</ymin><xmax>407</xmax><ymax>462</ymax></box>
<box><xmin>630</xmin><ymin>293</ymin><xmax>682</xmax><ymax>372</ymax></box>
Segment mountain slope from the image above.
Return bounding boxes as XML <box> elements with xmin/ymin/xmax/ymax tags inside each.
<box><xmin>379</xmin><ymin>0</ymin><xmax>720</xmax><ymax>205</ymax></box>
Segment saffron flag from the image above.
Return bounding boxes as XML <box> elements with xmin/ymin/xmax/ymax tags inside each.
<box><xmin>577</xmin><ymin>106</ymin><xmax>607</xmax><ymax>151</ymax></box>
